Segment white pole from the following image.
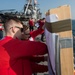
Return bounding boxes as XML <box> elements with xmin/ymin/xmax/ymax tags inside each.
<box><xmin>24</xmin><ymin>0</ymin><xmax>31</xmax><ymax>15</ymax></box>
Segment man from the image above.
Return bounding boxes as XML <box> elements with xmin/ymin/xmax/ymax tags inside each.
<box><xmin>22</xmin><ymin>25</ymin><xmax>44</xmax><ymax>41</ymax></box>
<box><xmin>38</xmin><ymin>18</ymin><xmax>45</xmax><ymax>42</ymax></box>
<box><xmin>29</xmin><ymin>18</ymin><xmax>34</xmax><ymax>31</ymax></box>
<box><xmin>0</xmin><ymin>17</ymin><xmax>48</xmax><ymax>75</ymax></box>
<box><xmin>21</xmin><ymin>25</ymin><xmax>48</xmax><ymax>74</ymax></box>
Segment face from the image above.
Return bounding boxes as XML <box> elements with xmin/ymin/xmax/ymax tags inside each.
<box><xmin>22</xmin><ymin>28</ymin><xmax>30</xmax><ymax>40</ymax></box>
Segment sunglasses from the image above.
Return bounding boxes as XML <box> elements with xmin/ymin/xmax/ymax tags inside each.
<box><xmin>15</xmin><ymin>26</ymin><xmax>23</xmax><ymax>32</ymax></box>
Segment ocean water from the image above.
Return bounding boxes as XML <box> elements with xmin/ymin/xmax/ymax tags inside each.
<box><xmin>72</xmin><ymin>20</ymin><xmax>75</xmax><ymax>35</ymax></box>
<box><xmin>72</xmin><ymin>20</ymin><xmax>75</xmax><ymax>55</ymax></box>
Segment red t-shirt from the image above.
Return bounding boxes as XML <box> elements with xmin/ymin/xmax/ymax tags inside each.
<box><xmin>38</xmin><ymin>20</ymin><xmax>45</xmax><ymax>28</ymax></box>
<box><xmin>29</xmin><ymin>20</ymin><xmax>34</xmax><ymax>26</ymax></box>
<box><xmin>0</xmin><ymin>36</ymin><xmax>48</xmax><ymax>75</ymax></box>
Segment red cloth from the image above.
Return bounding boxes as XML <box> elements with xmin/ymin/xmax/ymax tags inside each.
<box><xmin>0</xmin><ymin>36</ymin><xmax>47</xmax><ymax>75</ymax></box>
<box><xmin>29</xmin><ymin>19</ymin><xmax>34</xmax><ymax>26</ymax></box>
<box><xmin>30</xmin><ymin>28</ymin><xmax>44</xmax><ymax>39</ymax></box>
<box><xmin>39</xmin><ymin>20</ymin><xmax>44</xmax><ymax>29</ymax></box>
<box><xmin>30</xmin><ymin>56</ymin><xmax>45</xmax><ymax>63</ymax></box>
<box><xmin>31</xmin><ymin>62</ymin><xmax>48</xmax><ymax>73</ymax></box>
<box><xmin>29</xmin><ymin>29</ymin><xmax>48</xmax><ymax>73</ymax></box>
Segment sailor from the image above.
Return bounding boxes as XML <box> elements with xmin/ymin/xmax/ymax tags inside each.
<box><xmin>29</xmin><ymin>18</ymin><xmax>35</xmax><ymax>31</ymax></box>
<box><xmin>21</xmin><ymin>25</ymin><xmax>48</xmax><ymax>74</ymax></box>
<box><xmin>22</xmin><ymin>25</ymin><xmax>44</xmax><ymax>41</ymax></box>
<box><xmin>0</xmin><ymin>17</ymin><xmax>48</xmax><ymax>75</ymax></box>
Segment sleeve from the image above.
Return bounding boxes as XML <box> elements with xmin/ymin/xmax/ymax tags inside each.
<box><xmin>30</xmin><ymin>28</ymin><xmax>44</xmax><ymax>39</ymax></box>
<box><xmin>31</xmin><ymin>62</ymin><xmax>48</xmax><ymax>73</ymax></box>
<box><xmin>11</xmin><ymin>40</ymin><xmax>48</xmax><ymax>58</ymax></box>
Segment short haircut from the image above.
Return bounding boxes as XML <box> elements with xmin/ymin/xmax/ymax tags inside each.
<box><xmin>42</xmin><ymin>18</ymin><xmax>45</xmax><ymax>20</ymax></box>
<box><xmin>4</xmin><ymin>17</ymin><xmax>22</xmax><ymax>32</ymax></box>
<box><xmin>23</xmin><ymin>25</ymin><xmax>29</xmax><ymax>31</ymax></box>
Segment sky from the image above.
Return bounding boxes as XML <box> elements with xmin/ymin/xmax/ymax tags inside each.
<box><xmin>0</xmin><ymin>0</ymin><xmax>75</xmax><ymax>19</ymax></box>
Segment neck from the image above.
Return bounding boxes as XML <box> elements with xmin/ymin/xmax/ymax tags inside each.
<box><xmin>6</xmin><ymin>33</ymin><xmax>14</xmax><ymax>39</ymax></box>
